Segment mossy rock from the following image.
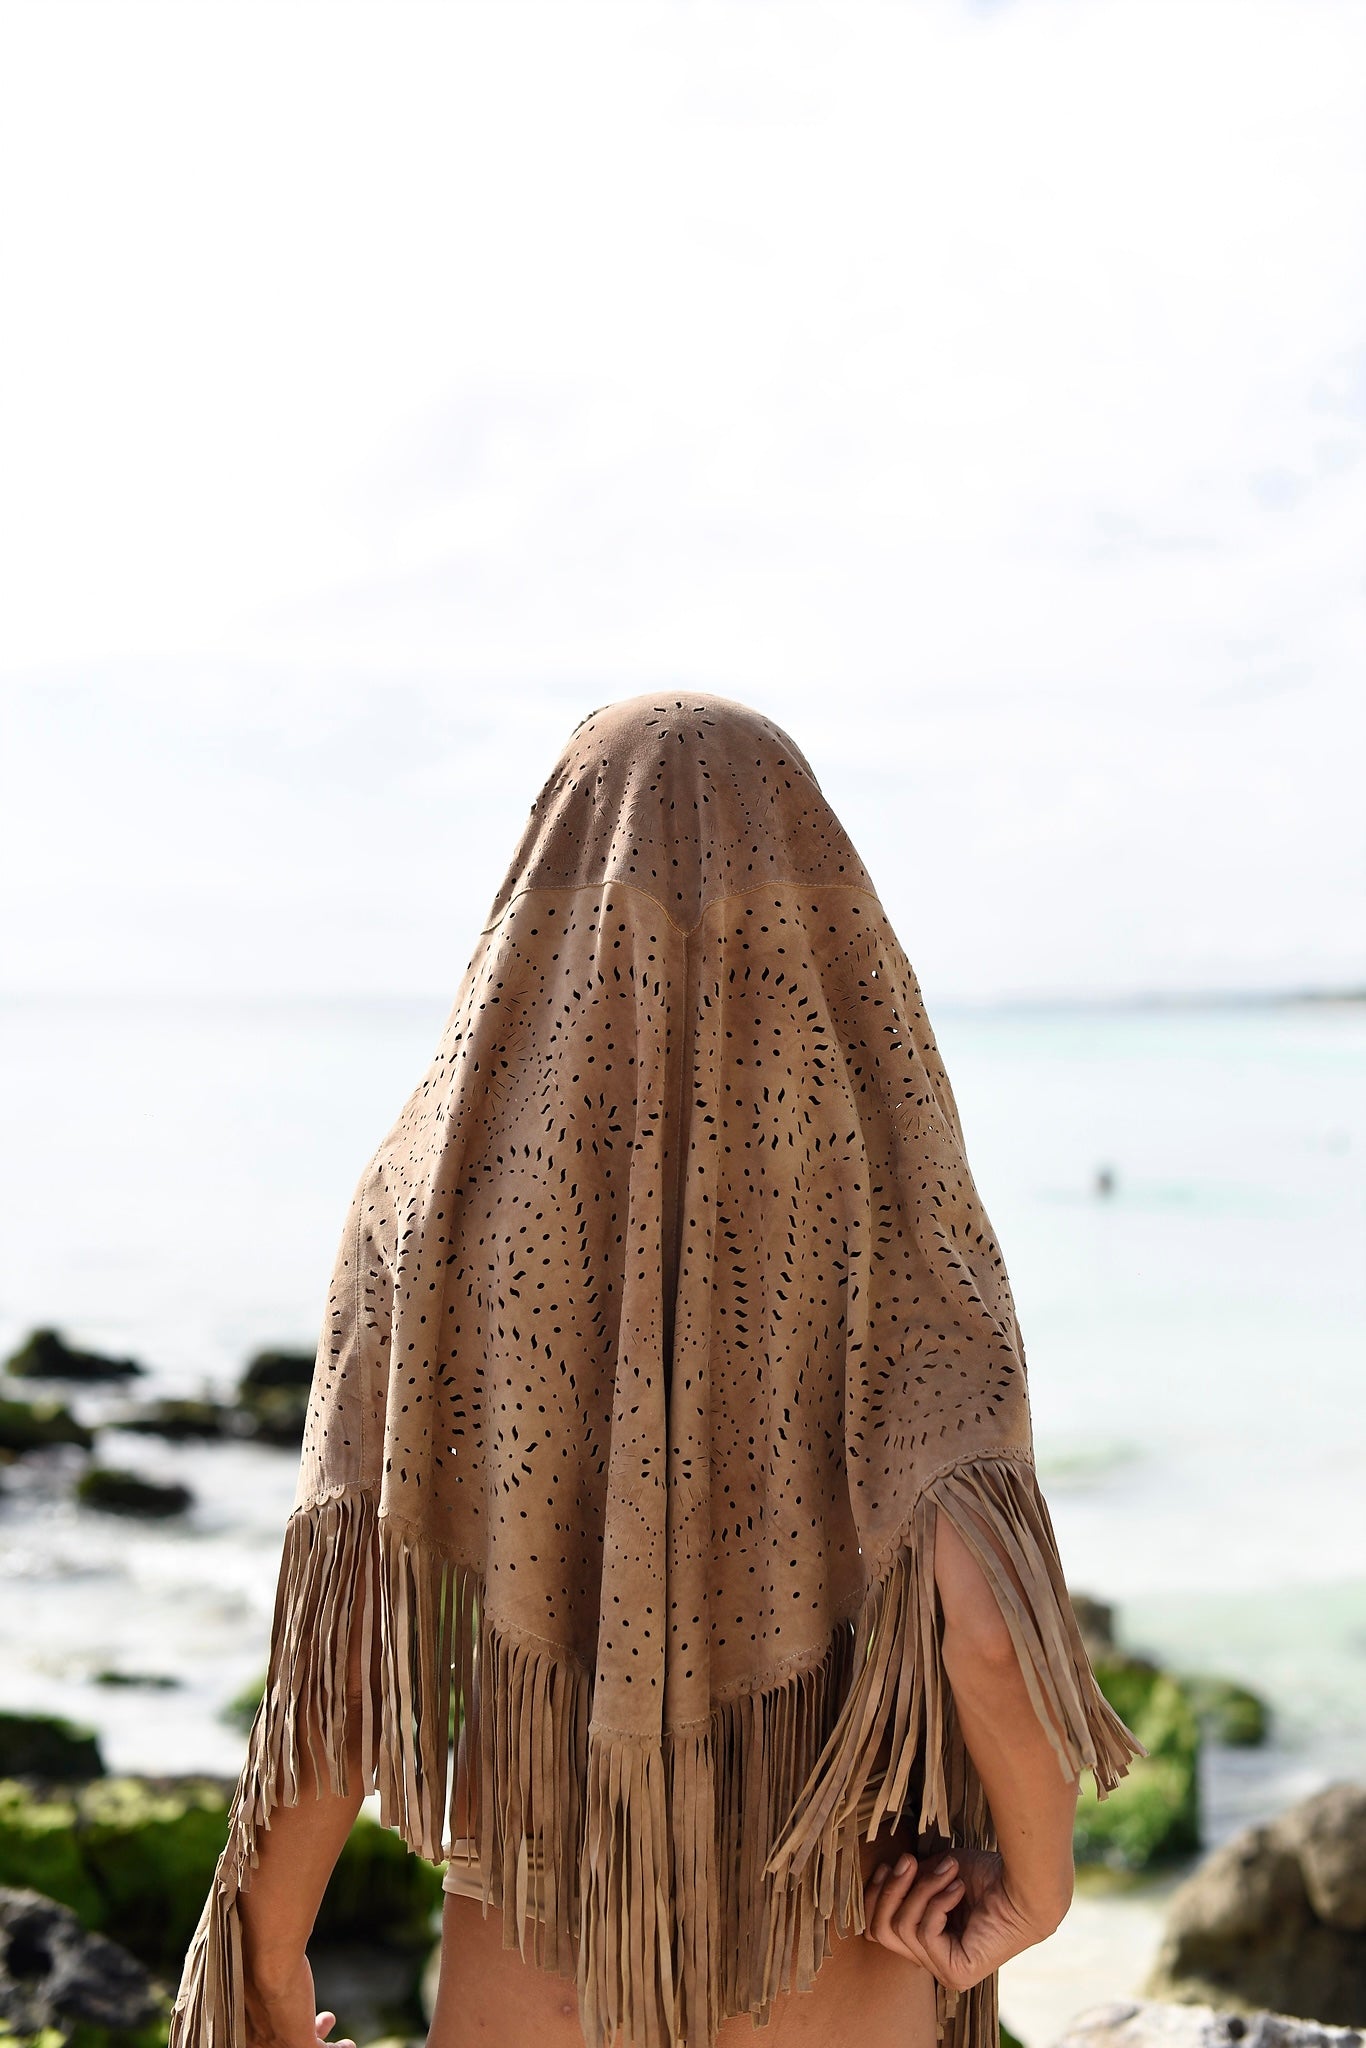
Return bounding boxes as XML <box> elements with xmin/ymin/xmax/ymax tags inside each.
<box><xmin>75</xmin><ymin>1469</ymin><xmax>193</xmax><ymax>1520</ymax></box>
<box><xmin>0</xmin><ymin>1777</ymin><xmax>444</xmax><ymax>1982</ymax></box>
<box><xmin>5</xmin><ymin>1330</ymin><xmax>143</xmax><ymax>1384</ymax></box>
<box><xmin>238</xmin><ymin>1387</ymin><xmax>309</xmax><ymax>1447</ymax></box>
<box><xmin>0</xmin><ymin>1716</ymin><xmax>104</xmax><ymax>1783</ymax></box>
<box><xmin>239</xmin><ymin>1349</ymin><xmax>316</xmax><ymax>1393</ymax></box>
<box><xmin>317</xmin><ymin>1814</ymin><xmax>445</xmax><ymax>1950</ymax></box>
<box><xmin>1175</xmin><ymin>1671</ymin><xmax>1270</xmax><ymax>1746</ymax></box>
<box><xmin>235</xmin><ymin>1350</ymin><xmax>315</xmax><ymax>1446</ymax></box>
<box><xmin>76</xmin><ymin>1778</ymin><xmax>236</xmax><ymax>1976</ymax></box>
<box><xmin>90</xmin><ymin>1674</ymin><xmax>180</xmax><ymax>1693</ymax></box>
<box><xmin>1070</xmin><ymin>1593</ymin><xmax>1117</xmax><ymax>1661</ymax></box>
<box><xmin>109</xmin><ymin>1400</ymin><xmax>238</xmax><ymax>1445</ymax></box>
<box><xmin>1073</xmin><ymin>1654</ymin><xmax>1201</xmax><ymax>1870</ymax></box>
<box><xmin>218</xmin><ymin>1672</ymin><xmax>267</xmax><ymax>1734</ymax></box>
<box><xmin>0</xmin><ymin>1399</ymin><xmax>94</xmax><ymax>1457</ymax></box>
<box><xmin>0</xmin><ymin>2025</ymin><xmax>69</xmax><ymax>2048</ymax></box>
<box><xmin>66</xmin><ymin>2019</ymin><xmax>171</xmax><ymax>2048</ymax></box>
<box><xmin>0</xmin><ymin>1778</ymin><xmax>235</xmax><ymax>1973</ymax></box>
<box><xmin>0</xmin><ymin>1782</ymin><xmax>104</xmax><ymax>1926</ymax></box>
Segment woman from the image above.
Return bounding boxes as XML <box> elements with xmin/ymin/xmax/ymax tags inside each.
<box><xmin>172</xmin><ymin>692</ymin><xmax>1145</xmax><ymax>2048</ymax></box>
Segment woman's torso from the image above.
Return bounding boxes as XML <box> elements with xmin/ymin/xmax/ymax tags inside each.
<box><xmin>429</xmin><ymin>1703</ymin><xmax>940</xmax><ymax>2048</ymax></box>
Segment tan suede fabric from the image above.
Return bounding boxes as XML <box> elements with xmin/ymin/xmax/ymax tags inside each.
<box><xmin>172</xmin><ymin>691</ymin><xmax>1146</xmax><ymax>2048</ymax></box>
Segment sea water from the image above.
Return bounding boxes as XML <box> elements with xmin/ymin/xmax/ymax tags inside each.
<box><xmin>1</xmin><ymin>989</ymin><xmax>1361</xmax><ymax>1840</ymax></box>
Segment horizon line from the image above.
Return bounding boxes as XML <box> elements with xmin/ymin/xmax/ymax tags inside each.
<box><xmin>1</xmin><ymin>982</ymin><xmax>1362</xmax><ymax>1013</ymax></box>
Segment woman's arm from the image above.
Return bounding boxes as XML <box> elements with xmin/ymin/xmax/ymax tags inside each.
<box><xmin>933</xmin><ymin>1506</ymin><xmax>1080</xmax><ymax>1928</ymax></box>
<box><xmin>862</xmin><ymin>1505</ymin><xmax>1083</xmax><ymax>1981</ymax></box>
<box><xmin>236</xmin><ymin>1617</ymin><xmax>371</xmax><ymax>2046</ymax></box>
<box><xmin>239</xmin><ymin>1779</ymin><xmax>367</xmax><ymax>2048</ymax></box>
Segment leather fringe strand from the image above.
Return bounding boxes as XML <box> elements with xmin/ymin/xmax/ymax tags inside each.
<box><xmin>170</xmin><ymin>1453</ymin><xmax>1148</xmax><ymax>2048</ymax></box>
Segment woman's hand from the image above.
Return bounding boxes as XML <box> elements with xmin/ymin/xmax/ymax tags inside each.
<box><xmin>243</xmin><ymin>1952</ymin><xmax>356</xmax><ymax>2048</ymax></box>
<box><xmin>862</xmin><ymin>1842</ymin><xmax>1067</xmax><ymax>1992</ymax></box>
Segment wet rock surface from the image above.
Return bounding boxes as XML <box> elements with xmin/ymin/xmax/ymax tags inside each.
<box><xmin>233</xmin><ymin>1348</ymin><xmax>316</xmax><ymax>1446</ymax></box>
<box><xmin>0</xmin><ymin>1397</ymin><xmax>94</xmax><ymax>1456</ymax></box>
<box><xmin>0</xmin><ymin>1885</ymin><xmax>160</xmax><ymax>2036</ymax></box>
<box><xmin>75</xmin><ymin>1467</ymin><xmax>194</xmax><ymax>1518</ymax></box>
<box><xmin>1052</xmin><ymin>1998</ymin><xmax>1366</xmax><ymax>2048</ymax></box>
<box><xmin>1143</xmin><ymin>1782</ymin><xmax>1366</xmax><ymax>2026</ymax></box>
<box><xmin>1076</xmin><ymin>1656</ymin><xmax>1203</xmax><ymax>1870</ymax></box>
<box><xmin>0</xmin><ymin>1715</ymin><xmax>105</xmax><ymax>1783</ymax></box>
<box><xmin>108</xmin><ymin>1398</ymin><xmax>242</xmax><ymax>1443</ymax></box>
<box><xmin>0</xmin><ymin>1775</ymin><xmax>443</xmax><ymax>1980</ymax></box>
<box><xmin>4</xmin><ymin>1330</ymin><xmax>144</xmax><ymax>1384</ymax></box>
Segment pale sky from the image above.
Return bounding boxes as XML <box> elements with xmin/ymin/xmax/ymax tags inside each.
<box><xmin>1</xmin><ymin>0</ymin><xmax>1362</xmax><ymax>1003</ymax></box>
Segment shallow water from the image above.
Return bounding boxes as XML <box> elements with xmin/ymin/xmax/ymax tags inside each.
<box><xmin>1</xmin><ymin>990</ymin><xmax>1362</xmax><ymax>1835</ymax></box>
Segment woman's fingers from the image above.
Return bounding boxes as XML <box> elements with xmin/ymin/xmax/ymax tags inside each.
<box><xmin>865</xmin><ymin>1857</ymin><xmax>915</xmax><ymax>1958</ymax></box>
<box><xmin>315</xmin><ymin>2013</ymin><xmax>356</xmax><ymax>2048</ymax></box>
<box><xmin>865</xmin><ymin>1854</ymin><xmax>961</xmax><ymax>1966</ymax></box>
<box><xmin>897</xmin><ymin>1867</ymin><xmax>965</xmax><ymax>1973</ymax></box>
<box><xmin>901</xmin><ymin>1875</ymin><xmax>978</xmax><ymax>1982</ymax></box>
<box><xmin>906</xmin><ymin>1869</ymin><xmax>966</xmax><ymax>1975</ymax></box>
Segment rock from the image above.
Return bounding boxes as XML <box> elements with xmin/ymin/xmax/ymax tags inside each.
<box><xmin>1178</xmin><ymin>1674</ymin><xmax>1271</xmax><ymax>1748</ymax></box>
<box><xmin>219</xmin><ymin>1672</ymin><xmax>266</xmax><ymax>1734</ymax></box>
<box><xmin>239</xmin><ymin>1349</ymin><xmax>315</xmax><ymax>1393</ymax></box>
<box><xmin>0</xmin><ymin>1784</ymin><xmax>103</xmax><ymax>1930</ymax></box>
<box><xmin>1288</xmin><ymin>1785</ymin><xmax>1366</xmax><ymax>1934</ymax></box>
<box><xmin>0</xmin><ymin>1886</ymin><xmax>161</xmax><ymax>2037</ymax></box>
<box><xmin>311</xmin><ymin>1941</ymin><xmax>432</xmax><ymax>2048</ymax></box>
<box><xmin>0</xmin><ymin>1716</ymin><xmax>104</xmax><ymax>1784</ymax></box>
<box><xmin>235</xmin><ymin>1348</ymin><xmax>316</xmax><ymax>1447</ymax></box>
<box><xmin>4</xmin><ymin>1329</ymin><xmax>143</xmax><ymax>1383</ymax></box>
<box><xmin>317</xmin><ymin>1813</ymin><xmax>445</xmax><ymax>1952</ymax></box>
<box><xmin>1143</xmin><ymin>1780</ymin><xmax>1366</xmax><ymax>2025</ymax></box>
<box><xmin>0</xmin><ymin>1776</ymin><xmax>242</xmax><ymax>1977</ymax></box>
<box><xmin>1051</xmin><ymin>1995</ymin><xmax>1366</xmax><ymax>2048</ymax></box>
<box><xmin>91</xmin><ymin>1672</ymin><xmax>181</xmax><ymax>1692</ymax></box>
<box><xmin>240</xmin><ymin>1388</ymin><xmax>309</xmax><ymax>1446</ymax></box>
<box><xmin>0</xmin><ymin>1775</ymin><xmax>443</xmax><ymax>1982</ymax></box>
<box><xmin>0</xmin><ymin>1399</ymin><xmax>94</xmax><ymax>1457</ymax></box>
<box><xmin>75</xmin><ymin>1468</ymin><xmax>193</xmax><ymax>1519</ymax></box>
<box><xmin>1074</xmin><ymin>1656</ymin><xmax>1201</xmax><ymax>1870</ymax></box>
<box><xmin>1165</xmin><ymin>1819</ymin><xmax>1310</xmax><ymax>1942</ymax></box>
<box><xmin>76</xmin><ymin>1777</ymin><xmax>240</xmax><ymax>1975</ymax></box>
<box><xmin>109</xmin><ymin>1398</ymin><xmax>240</xmax><ymax>1444</ymax></box>
<box><xmin>1072</xmin><ymin>1595</ymin><xmax>1118</xmax><ymax>1661</ymax></box>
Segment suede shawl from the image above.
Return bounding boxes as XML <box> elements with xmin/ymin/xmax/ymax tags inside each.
<box><xmin>172</xmin><ymin>690</ymin><xmax>1145</xmax><ymax>2048</ymax></box>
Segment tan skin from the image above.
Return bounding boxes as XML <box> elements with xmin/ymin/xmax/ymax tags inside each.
<box><xmin>239</xmin><ymin>1509</ymin><xmax>1081</xmax><ymax>2048</ymax></box>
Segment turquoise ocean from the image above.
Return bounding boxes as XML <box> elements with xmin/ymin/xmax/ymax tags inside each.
<box><xmin>0</xmin><ymin>989</ymin><xmax>1362</xmax><ymax>2036</ymax></box>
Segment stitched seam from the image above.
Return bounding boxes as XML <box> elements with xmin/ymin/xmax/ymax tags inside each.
<box><xmin>859</xmin><ymin>1445</ymin><xmax>1036</xmax><ymax>1585</ymax></box>
<box><xmin>352</xmin><ymin>1183</ymin><xmax>367</xmax><ymax>1478</ymax></box>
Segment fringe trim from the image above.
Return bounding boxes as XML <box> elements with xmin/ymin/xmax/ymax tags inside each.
<box><xmin>170</xmin><ymin>1454</ymin><xmax>1148</xmax><ymax>2048</ymax></box>
<box><xmin>758</xmin><ymin>1453</ymin><xmax>1150</xmax><ymax>2046</ymax></box>
<box><xmin>170</xmin><ymin>1488</ymin><xmax>380</xmax><ymax>2048</ymax></box>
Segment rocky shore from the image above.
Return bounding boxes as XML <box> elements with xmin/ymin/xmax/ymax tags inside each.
<box><xmin>1</xmin><ymin>1325</ymin><xmax>1360</xmax><ymax>2048</ymax></box>
<box><xmin>2</xmin><ymin>1753</ymin><xmax>1362</xmax><ymax>2048</ymax></box>
<box><xmin>0</xmin><ymin>1736</ymin><xmax>444</xmax><ymax>2047</ymax></box>
<box><xmin>1053</xmin><ymin>2002</ymin><xmax>1366</xmax><ymax>2048</ymax></box>
<box><xmin>1</xmin><ymin>1328</ymin><xmax>318</xmax><ymax>1511</ymax></box>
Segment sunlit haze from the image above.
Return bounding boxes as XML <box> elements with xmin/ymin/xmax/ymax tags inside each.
<box><xmin>2</xmin><ymin>0</ymin><xmax>1362</xmax><ymax>1002</ymax></box>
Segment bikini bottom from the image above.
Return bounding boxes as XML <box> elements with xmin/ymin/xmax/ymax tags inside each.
<box><xmin>440</xmin><ymin>1775</ymin><xmax>915</xmax><ymax>1924</ymax></box>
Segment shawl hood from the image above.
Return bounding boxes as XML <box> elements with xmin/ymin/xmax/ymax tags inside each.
<box><xmin>173</xmin><ymin>690</ymin><xmax>1145</xmax><ymax>2048</ymax></box>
